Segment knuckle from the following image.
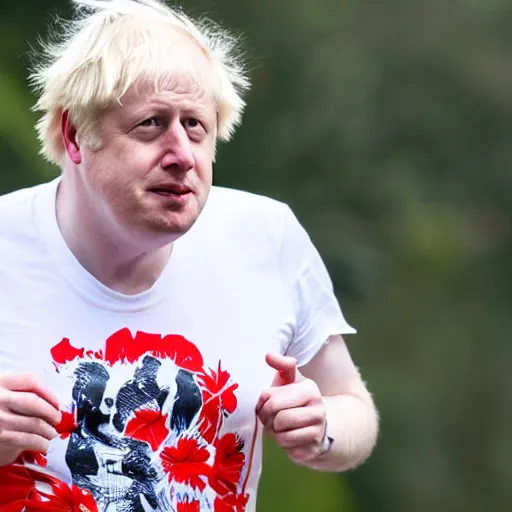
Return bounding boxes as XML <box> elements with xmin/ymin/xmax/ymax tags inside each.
<box><xmin>52</xmin><ymin>410</ymin><xmax>61</xmax><ymax>425</ymax></box>
<box><xmin>313</xmin><ymin>406</ymin><xmax>326</xmax><ymax>424</ymax></box>
<box><xmin>41</xmin><ymin>423</ymin><xmax>58</xmax><ymax>440</ymax></box>
<box><xmin>33</xmin><ymin>437</ymin><xmax>49</xmax><ymax>453</ymax></box>
<box><xmin>272</xmin><ymin>412</ymin><xmax>286</xmax><ymax>432</ymax></box>
<box><xmin>265</xmin><ymin>398</ymin><xmax>278</xmax><ymax>416</ymax></box>
<box><xmin>305</xmin><ymin>378</ymin><xmax>320</xmax><ymax>395</ymax></box>
<box><xmin>21</xmin><ymin>433</ymin><xmax>48</xmax><ymax>453</ymax></box>
<box><xmin>32</xmin><ymin>417</ymin><xmax>47</xmax><ymax>434</ymax></box>
<box><xmin>40</xmin><ymin>438</ymin><xmax>50</xmax><ymax>452</ymax></box>
<box><xmin>261</xmin><ymin>389</ymin><xmax>273</xmax><ymax>401</ymax></box>
<box><xmin>271</xmin><ymin>401</ymin><xmax>283</xmax><ymax>417</ymax></box>
<box><xmin>298</xmin><ymin>383</ymin><xmax>315</xmax><ymax>402</ymax></box>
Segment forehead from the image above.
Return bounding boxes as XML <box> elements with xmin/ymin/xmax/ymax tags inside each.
<box><xmin>116</xmin><ymin>75</ymin><xmax>216</xmax><ymax>119</ymax></box>
<box><xmin>118</xmin><ymin>32</ymin><xmax>217</xmax><ymax>114</ymax></box>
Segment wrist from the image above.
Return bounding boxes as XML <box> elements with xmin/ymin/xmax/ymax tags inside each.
<box><xmin>317</xmin><ymin>419</ymin><xmax>334</xmax><ymax>456</ymax></box>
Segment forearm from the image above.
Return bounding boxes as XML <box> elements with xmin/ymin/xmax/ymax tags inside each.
<box><xmin>303</xmin><ymin>392</ymin><xmax>379</xmax><ymax>472</ymax></box>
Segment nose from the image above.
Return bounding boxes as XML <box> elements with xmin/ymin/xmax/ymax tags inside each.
<box><xmin>160</xmin><ymin>120</ymin><xmax>195</xmax><ymax>172</ymax></box>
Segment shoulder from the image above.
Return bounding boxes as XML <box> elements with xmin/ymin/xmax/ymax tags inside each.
<box><xmin>197</xmin><ymin>186</ymin><xmax>292</xmax><ymax>245</ymax></box>
<box><xmin>0</xmin><ymin>180</ymin><xmax>52</xmax><ymax>244</ymax></box>
<box><xmin>183</xmin><ymin>186</ymin><xmax>297</xmax><ymax>267</ymax></box>
<box><xmin>0</xmin><ymin>184</ymin><xmax>38</xmax><ymax>225</ymax></box>
<box><xmin>0</xmin><ymin>183</ymin><xmax>40</xmax><ymax>209</ymax></box>
<box><xmin>206</xmin><ymin>186</ymin><xmax>289</xmax><ymax>217</ymax></box>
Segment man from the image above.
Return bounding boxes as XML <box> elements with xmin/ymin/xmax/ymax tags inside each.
<box><xmin>0</xmin><ymin>0</ymin><xmax>378</xmax><ymax>510</ymax></box>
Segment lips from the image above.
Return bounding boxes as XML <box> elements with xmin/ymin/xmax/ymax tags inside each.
<box><xmin>148</xmin><ymin>184</ymin><xmax>191</xmax><ymax>195</ymax></box>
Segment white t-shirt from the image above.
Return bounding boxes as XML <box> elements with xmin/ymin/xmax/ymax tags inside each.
<box><xmin>0</xmin><ymin>178</ymin><xmax>355</xmax><ymax>512</ymax></box>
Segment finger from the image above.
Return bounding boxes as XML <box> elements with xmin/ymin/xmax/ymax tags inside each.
<box><xmin>3</xmin><ymin>391</ymin><xmax>61</xmax><ymax>426</ymax></box>
<box><xmin>274</xmin><ymin>425</ymin><xmax>325</xmax><ymax>450</ymax></box>
<box><xmin>287</xmin><ymin>445</ymin><xmax>321</xmax><ymax>464</ymax></box>
<box><xmin>266</xmin><ymin>353</ymin><xmax>297</xmax><ymax>385</ymax></box>
<box><xmin>0</xmin><ymin>410</ymin><xmax>58</xmax><ymax>441</ymax></box>
<box><xmin>0</xmin><ymin>430</ymin><xmax>50</xmax><ymax>455</ymax></box>
<box><xmin>256</xmin><ymin>380</ymin><xmax>321</xmax><ymax>427</ymax></box>
<box><xmin>255</xmin><ymin>383</ymin><xmax>299</xmax><ymax>418</ymax></box>
<box><xmin>0</xmin><ymin>373</ymin><xmax>60</xmax><ymax>410</ymax></box>
<box><xmin>272</xmin><ymin>405</ymin><xmax>325</xmax><ymax>433</ymax></box>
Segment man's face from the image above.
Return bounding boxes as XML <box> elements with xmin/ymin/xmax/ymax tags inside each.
<box><xmin>75</xmin><ymin>74</ymin><xmax>217</xmax><ymax>243</ymax></box>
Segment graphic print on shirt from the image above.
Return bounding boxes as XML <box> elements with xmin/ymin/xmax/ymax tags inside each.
<box><xmin>0</xmin><ymin>328</ymin><xmax>253</xmax><ymax>512</ymax></box>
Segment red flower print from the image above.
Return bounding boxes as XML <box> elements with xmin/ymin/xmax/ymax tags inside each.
<box><xmin>214</xmin><ymin>492</ymin><xmax>249</xmax><ymax>512</ymax></box>
<box><xmin>55</xmin><ymin>410</ymin><xmax>78</xmax><ymax>439</ymax></box>
<box><xmin>209</xmin><ymin>433</ymin><xmax>246</xmax><ymax>496</ymax></box>
<box><xmin>160</xmin><ymin>437</ymin><xmax>211</xmax><ymax>491</ymax></box>
<box><xmin>51</xmin><ymin>338</ymin><xmax>85</xmax><ymax>366</ymax></box>
<box><xmin>177</xmin><ymin>499</ymin><xmax>201</xmax><ymax>512</ymax></box>
<box><xmin>0</xmin><ymin>464</ymin><xmax>35</xmax><ymax>511</ymax></box>
<box><xmin>103</xmin><ymin>330</ymin><xmax>205</xmax><ymax>371</ymax></box>
<box><xmin>15</xmin><ymin>451</ymin><xmax>47</xmax><ymax>467</ymax></box>
<box><xmin>85</xmin><ymin>349</ymin><xmax>103</xmax><ymax>359</ymax></box>
<box><xmin>0</xmin><ymin>464</ymin><xmax>98</xmax><ymax>511</ymax></box>
<box><xmin>51</xmin><ymin>329</ymin><xmax>204</xmax><ymax>373</ymax></box>
<box><xmin>197</xmin><ymin>362</ymin><xmax>239</xmax><ymax>443</ymax></box>
<box><xmin>29</xmin><ymin>478</ymin><xmax>99</xmax><ymax>511</ymax></box>
<box><xmin>124</xmin><ymin>408</ymin><xmax>170</xmax><ymax>451</ymax></box>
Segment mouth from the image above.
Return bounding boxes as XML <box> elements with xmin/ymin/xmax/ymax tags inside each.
<box><xmin>148</xmin><ymin>184</ymin><xmax>192</xmax><ymax>197</ymax></box>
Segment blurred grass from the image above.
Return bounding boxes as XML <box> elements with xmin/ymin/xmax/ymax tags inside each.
<box><xmin>258</xmin><ymin>438</ymin><xmax>358</xmax><ymax>511</ymax></box>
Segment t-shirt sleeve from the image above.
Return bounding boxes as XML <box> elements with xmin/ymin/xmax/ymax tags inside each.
<box><xmin>279</xmin><ymin>206</ymin><xmax>356</xmax><ymax>367</ymax></box>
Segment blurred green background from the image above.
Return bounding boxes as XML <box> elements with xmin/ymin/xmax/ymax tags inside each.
<box><xmin>2</xmin><ymin>0</ymin><xmax>512</xmax><ymax>511</ymax></box>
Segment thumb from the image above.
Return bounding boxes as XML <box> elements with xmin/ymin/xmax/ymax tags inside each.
<box><xmin>266</xmin><ymin>353</ymin><xmax>299</xmax><ymax>386</ymax></box>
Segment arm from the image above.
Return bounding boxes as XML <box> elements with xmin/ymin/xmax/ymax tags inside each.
<box><xmin>259</xmin><ymin>205</ymin><xmax>377</xmax><ymax>470</ymax></box>
<box><xmin>299</xmin><ymin>334</ymin><xmax>378</xmax><ymax>472</ymax></box>
<box><xmin>256</xmin><ymin>335</ymin><xmax>378</xmax><ymax>472</ymax></box>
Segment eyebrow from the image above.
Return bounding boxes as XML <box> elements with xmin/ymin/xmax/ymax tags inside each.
<box><xmin>128</xmin><ymin>97</ymin><xmax>215</xmax><ymax>119</ymax></box>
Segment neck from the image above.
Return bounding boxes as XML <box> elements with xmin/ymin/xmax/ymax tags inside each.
<box><xmin>55</xmin><ymin>174</ymin><xmax>172</xmax><ymax>295</ymax></box>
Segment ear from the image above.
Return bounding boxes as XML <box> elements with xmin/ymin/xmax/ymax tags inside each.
<box><xmin>61</xmin><ymin>110</ymin><xmax>82</xmax><ymax>164</ymax></box>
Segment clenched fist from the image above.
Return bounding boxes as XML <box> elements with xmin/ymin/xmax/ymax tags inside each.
<box><xmin>0</xmin><ymin>373</ymin><xmax>61</xmax><ymax>467</ymax></box>
<box><xmin>256</xmin><ymin>354</ymin><xmax>331</xmax><ymax>465</ymax></box>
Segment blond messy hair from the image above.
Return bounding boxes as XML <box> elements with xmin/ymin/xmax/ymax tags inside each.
<box><xmin>30</xmin><ymin>0</ymin><xmax>250</xmax><ymax>164</ymax></box>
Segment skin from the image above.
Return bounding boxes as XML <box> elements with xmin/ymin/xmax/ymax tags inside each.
<box><xmin>0</xmin><ymin>50</ymin><xmax>219</xmax><ymax>466</ymax></box>
<box><xmin>258</xmin><ymin>335</ymin><xmax>378</xmax><ymax>472</ymax></box>
<box><xmin>0</xmin><ymin>40</ymin><xmax>378</xmax><ymax>472</ymax></box>
<box><xmin>57</xmin><ymin>75</ymin><xmax>217</xmax><ymax>294</ymax></box>
<box><xmin>0</xmin><ymin>374</ymin><xmax>60</xmax><ymax>466</ymax></box>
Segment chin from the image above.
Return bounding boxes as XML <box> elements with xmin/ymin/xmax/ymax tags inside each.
<box><xmin>148</xmin><ymin>214</ymin><xmax>198</xmax><ymax>239</ymax></box>
<box><xmin>132</xmin><ymin>200</ymin><xmax>204</xmax><ymax>241</ymax></box>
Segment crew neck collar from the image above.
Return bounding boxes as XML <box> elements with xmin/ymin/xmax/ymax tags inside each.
<box><xmin>33</xmin><ymin>177</ymin><xmax>183</xmax><ymax>312</ymax></box>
